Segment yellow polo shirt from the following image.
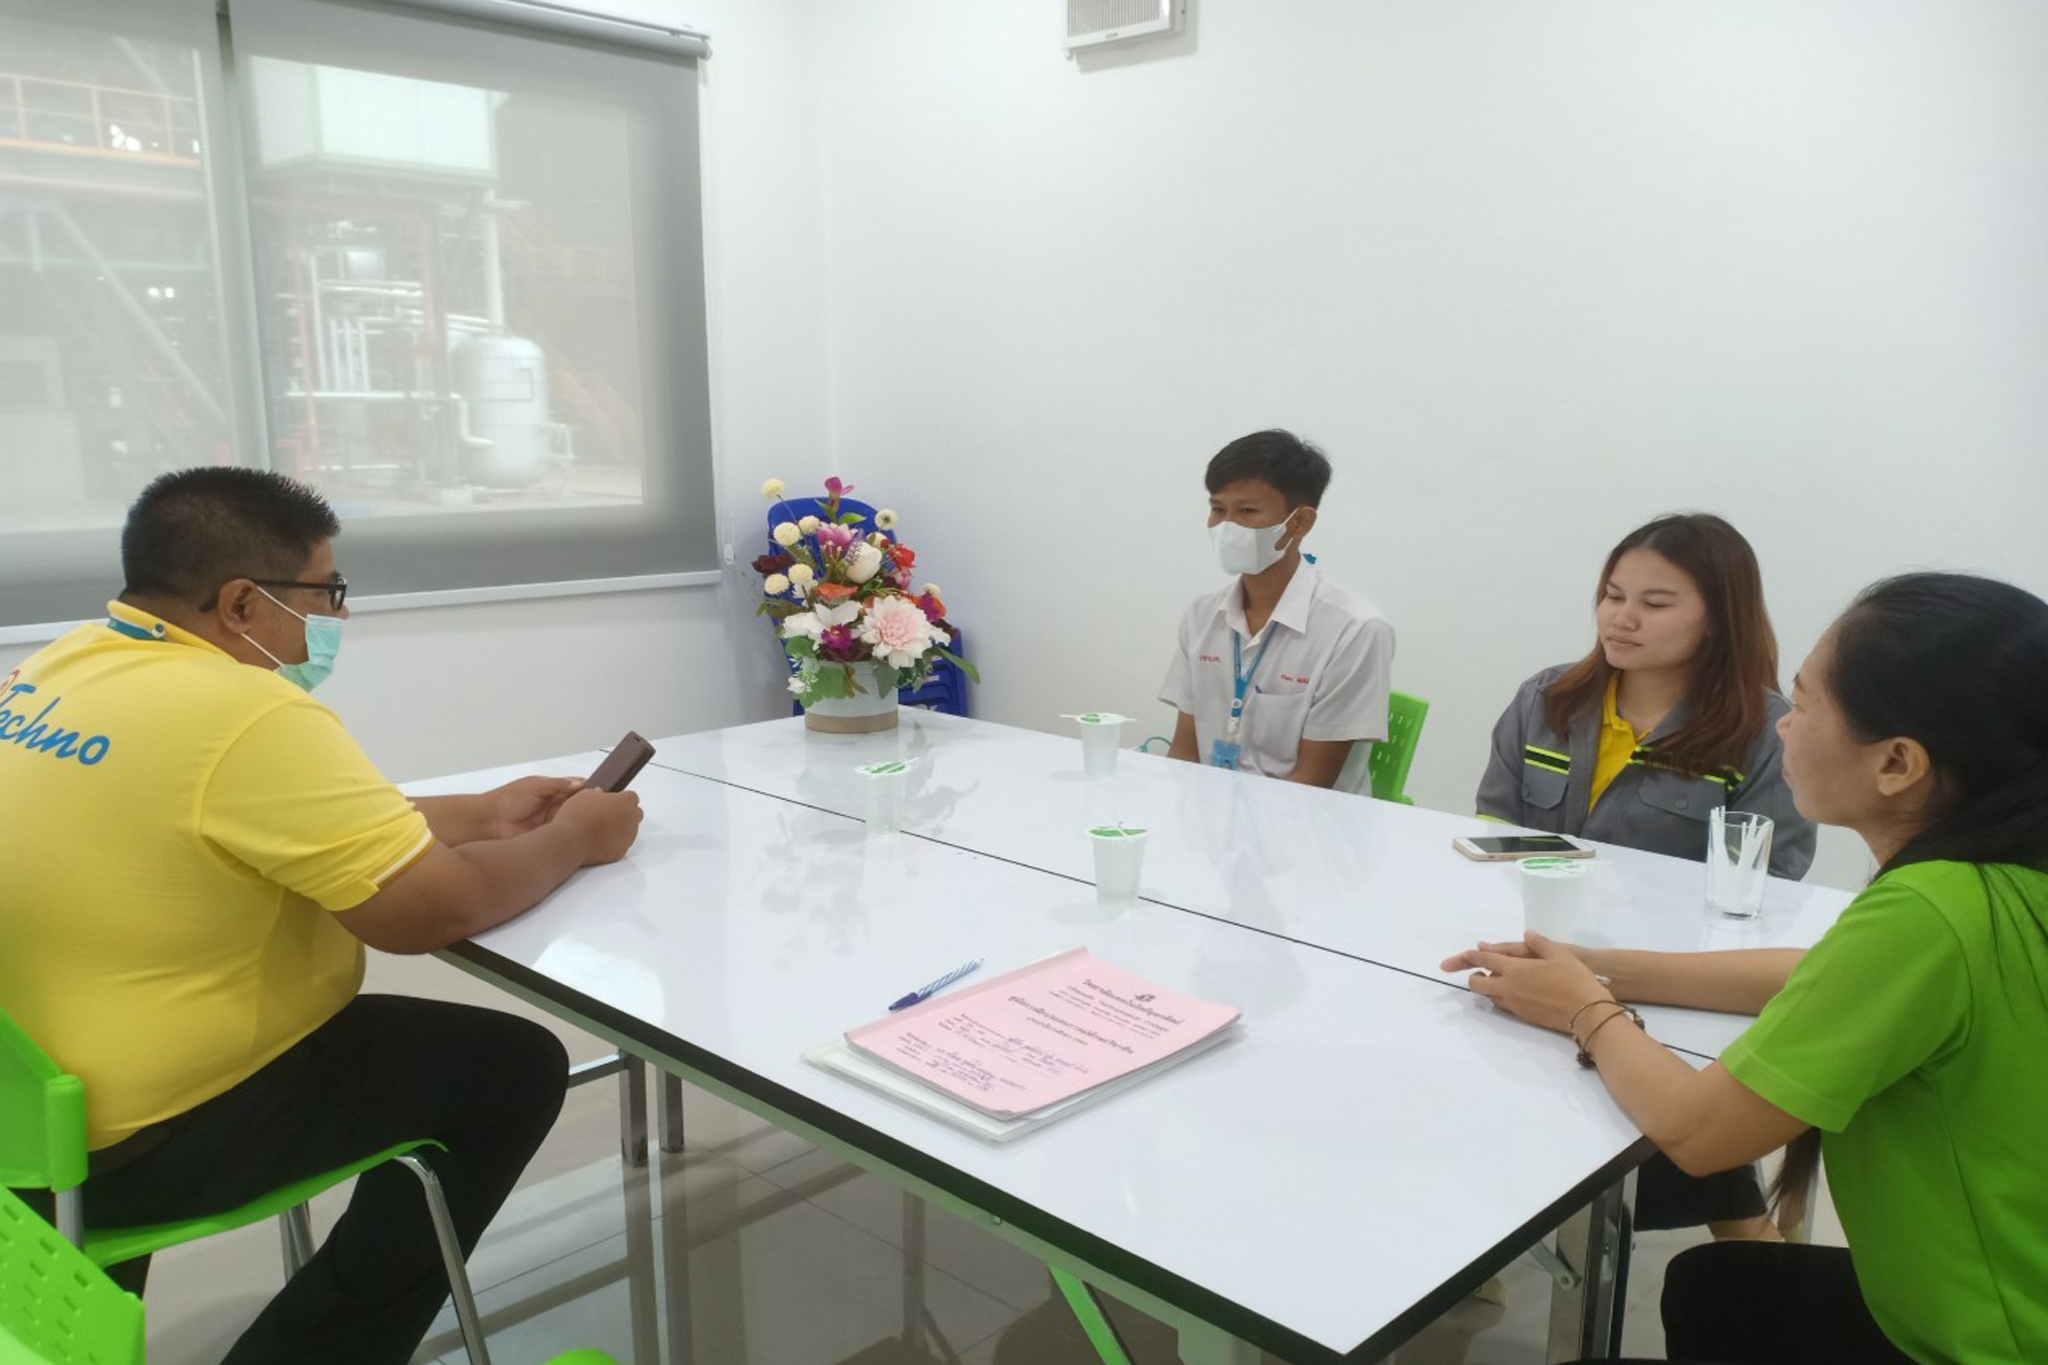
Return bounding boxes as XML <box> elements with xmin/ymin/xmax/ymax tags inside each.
<box><xmin>1588</xmin><ymin>675</ymin><xmax>1641</xmax><ymax>810</ymax></box>
<box><xmin>0</xmin><ymin>602</ymin><xmax>431</xmax><ymax>1148</ymax></box>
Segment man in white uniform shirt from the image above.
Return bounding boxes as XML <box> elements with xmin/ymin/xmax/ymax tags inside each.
<box><xmin>1160</xmin><ymin>429</ymin><xmax>1395</xmax><ymax>788</ymax></box>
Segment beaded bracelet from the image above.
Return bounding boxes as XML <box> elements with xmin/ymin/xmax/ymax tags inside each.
<box><xmin>1575</xmin><ymin>1003</ymin><xmax>1646</xmax><ymax>1068</ymax></box>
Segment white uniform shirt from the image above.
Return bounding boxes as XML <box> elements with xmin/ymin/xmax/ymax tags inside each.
<box><xmin>1158</xmin><ymin>560</ymin><xmax>1395</xmax><ymax>780</ymax></box>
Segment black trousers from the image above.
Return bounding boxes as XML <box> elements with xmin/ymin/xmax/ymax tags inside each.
<box><xmin>20</xmin><ymin>994</ymin><xmax>567</xmax><ymax>1365</ymax></box>
<box><xmin>1581</xmin><ymin>1241</ymin><xmax>1916</xmax><ymax>1365</ymax></box>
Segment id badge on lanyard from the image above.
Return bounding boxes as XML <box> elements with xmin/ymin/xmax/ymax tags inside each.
<box><xmin>1209</xmin><ymin>632</ymin><xmax>1271</xmax><ymax>772</ymax></box>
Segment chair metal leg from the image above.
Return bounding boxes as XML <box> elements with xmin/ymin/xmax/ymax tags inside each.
<box><xmin>395</xmin><ymin>1152</ymin><xmax>494</xmax><ymax>1365</ymax></box>
<box><xmin>278</xmin><ymin>1203</ymin><xmax>316</xmax><ymax>1277</ymax></box>
<box><xmin>53</xmin><ymin>1188</ymin><xmax>84</xmax><ymax>1247</ymax></box>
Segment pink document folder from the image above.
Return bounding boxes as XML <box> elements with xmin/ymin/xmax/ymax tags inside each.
<box><xmin>846</xmin><ymin>948</ymin><xmax>1243</xmax><ymax>1120</ymax></box>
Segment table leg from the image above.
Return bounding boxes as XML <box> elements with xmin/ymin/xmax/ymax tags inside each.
<box><xmin>901</xmin><ymin>1191</ymin><xmax>929</xmax><ymax>1355</ymax></box>
<box><xmin>655</xmin><ymin>1072</ymin><xmax>698</xmax><ymax>1365</ymax></box>
<box><xmin>617</xmin><ymin>1056</ymin><xmax>661</xmax><ymax>1365</ymax></box>
<box><xmin>1545</xmin><ymin>1174</ymin><xmax>1631</xmax><ymax>1363</ymax></box>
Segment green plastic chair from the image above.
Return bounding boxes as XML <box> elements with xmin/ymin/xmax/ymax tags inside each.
<box><xmin>2</xmin><ymin>1188</ymin><xmax>622</xmax><ymax>1365</ymax></box>
<box><xmin>1366</xmin><ymin>690</ymin><xmax>1430</xmax><ymax>805</ymax></box>
<box><xmin>0</xmin><ymin>1005</ymin><xmax>494</xmax><ymax>1363</ymax></box>
<box><xmin>0</xmin><ymin>1186</ymin><xmax>144</xmax><ymax>1365</ymax></box>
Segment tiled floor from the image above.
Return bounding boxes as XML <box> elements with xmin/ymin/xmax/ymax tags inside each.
<box><xmin>139</xmin><ymin>954</ymin><xmax>1844</xmax><ymax>1365</ymax></box>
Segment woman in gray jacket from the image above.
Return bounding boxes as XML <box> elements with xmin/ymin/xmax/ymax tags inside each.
<box><xmin>1476</xmin><ymin>511</ymin><xmax>1815</xmax><ymax>1240</ymax></box>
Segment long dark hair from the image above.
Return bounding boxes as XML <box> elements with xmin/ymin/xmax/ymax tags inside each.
<box><xmin>1543</xmin><ymin>513</ymin><xmax>1779</xmax><ymax>776</ymax></box>
<box><xmin>1775</xmin><ymin>571</ymin><xmax>2048</xmax><ymax>1214</ymax></box>
<box><xmin>1831</xmin><ymin>572</ymin><xmax>2048</xmax><ymax>875</ymax></box>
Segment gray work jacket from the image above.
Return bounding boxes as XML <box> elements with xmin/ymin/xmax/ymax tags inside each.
<box><xmin>1475</xmin><ymin>665</ymin><xmax>1816</xmax><ymax>879</ymax></box>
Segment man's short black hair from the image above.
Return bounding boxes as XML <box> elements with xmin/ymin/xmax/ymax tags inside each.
<box><xmin>1203</xmin><ymin>429</ymin><xmax>1333</xmax><ymax>509</ymax></box>
<box><xmin>121</xmin><ymin>467</ymin><xmax>340</xmax><ymax>610</ymax></box>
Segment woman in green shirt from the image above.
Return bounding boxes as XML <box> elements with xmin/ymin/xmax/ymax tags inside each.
<box><xmin>1445</xmin><ymin>572</ymin><xmax>2048</xmax><ymax>1365</ymax></box>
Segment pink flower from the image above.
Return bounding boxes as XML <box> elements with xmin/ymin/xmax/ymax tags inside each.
<box><xmin>891</xmin><ymin>568</ymin><xmax>914</xmax><ymax>590</ymax></box>
<box><xmin>823</xmin><ymin>476</ymin><xmax>854</xmax><ymax>499</ymax></box>
<box><xmin>819</xmin><ymin>624</ymin><xmax>855</xmax><ymax>653</ymax></box>
<box><xmin>814</xmin><ymin>523</ymin><xmax>856</xmax><ymax>552</ymax></box>
<box><xmin>857</xmin><ymin>595</ymin><xmax>941</xmax><ymax>669</ymax></box>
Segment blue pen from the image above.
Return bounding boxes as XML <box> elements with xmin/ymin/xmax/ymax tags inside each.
<box><xmin>887</xmin><ymin>958</ymin><xmax>983</xmax><ymax>1011</ymax></box>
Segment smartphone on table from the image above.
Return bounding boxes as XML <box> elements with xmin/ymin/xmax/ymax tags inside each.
<box><xmin>586</xmin><ymin>731</ymin><xmax>656</xmax><ymax>793</ymax></box>
<box><xmin>1451</xmin><ymin>833</ymin><xmax>1593</xmax><ymax>862</ymax></box>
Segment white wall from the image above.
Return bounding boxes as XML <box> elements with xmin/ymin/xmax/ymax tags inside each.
<box><xmin>800</xmin><ymin>0</ymin><xmax>2048</xmax><ymax>889</ymax></box>
<box><xmin>10</xmin><ymin>3</ymin><xmax>2045</xmax><ymax>886</ymax></box>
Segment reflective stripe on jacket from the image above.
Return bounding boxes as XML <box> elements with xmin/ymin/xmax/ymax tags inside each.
<box><xmin>1475</xmin><ymin>665</ymin><xmax>1816</xmax><ymax>879</ymax></box>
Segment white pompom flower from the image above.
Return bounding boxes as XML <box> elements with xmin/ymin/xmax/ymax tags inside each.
<box><xmin>875</xmin><ymin>509</ymin><xmax>898</xmax><ymax>530</ymax></box>
<box><xmin>762</xmin><ymin>572</ymin><xmax>790</xmax><ymax>596</ymax></box>
<box><xmin>772</xmin><ymin>521</ymin><xmax>800</xmax><ymax>547</ymax></box>
<box><xmin>761</xmin><ymin>477</ymin><xmax>785</xmax><ymax>500</ymax></box>
<box><xmin>787</xmin><ymin>563</ymin><xmax>815</xmax><ymax>586</ymax></box>
<box><xmin>798</xmin><ymin>515</ymin><xmax>820</xmax><ymax>535</ymax></box>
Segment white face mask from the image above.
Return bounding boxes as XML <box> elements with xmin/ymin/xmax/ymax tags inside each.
<box><xmin>1210</xmin><ymin>514</ymin><xmax>1300</xmax><ymax>577</ymax></box>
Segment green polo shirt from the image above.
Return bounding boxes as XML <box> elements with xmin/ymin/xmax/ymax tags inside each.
<box><xmin>1722</xmin><ymin>859</ymin><xmax>2048</xmax><ymax>1365</ymax></box>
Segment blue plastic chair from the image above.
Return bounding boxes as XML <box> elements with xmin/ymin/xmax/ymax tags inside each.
<box><xmin>763</xmin><ymin>494</ymin><xmax>884</xmax><ymax>555</ymax></box>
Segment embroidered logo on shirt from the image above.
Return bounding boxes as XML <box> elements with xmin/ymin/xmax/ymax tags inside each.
<box><xmin>1279</xmin><ymin>673</ymin><xmax>1311</xmax><ymax>685</ymax></box>
<box><xmin>1198</xmin><ymin>654</ymin><xmax>1223</xmax><ymax>664</ymax></box>
<box><xmin>0</xmin><ymin>678</ymin><xmax>113</xmax><ymax>767</ymax></box>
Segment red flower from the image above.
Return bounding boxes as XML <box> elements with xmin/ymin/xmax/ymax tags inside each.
<box><xmin>889</xmin><ymin>544</ymin><xmax>917</xmax><ymax>572</ymax></box>
<box><xmin>752</xmin><ymin>551</ymin><xmax>794</xmax><ymax>576</ymax></box>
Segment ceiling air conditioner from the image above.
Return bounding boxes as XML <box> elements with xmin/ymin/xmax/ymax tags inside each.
<box><xmin>1065</xmin><ymin>0</ymin><xmax>1184</xmax><ymax>54</ymax></box>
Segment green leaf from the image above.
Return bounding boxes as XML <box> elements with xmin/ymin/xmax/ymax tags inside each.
<box><xmin>836</xmin><ymin>511</ymin><xmax>865</xmax><ymax>525</ymax></box>
<box><xmin>783</xmin><ymin>636</ymin><xmax>817</xmax><ymax>659</ymax></box>
<box><xmin>810</xmin><ymin>663</ymin><xmax>854</xmax><ymax>699</ymax></box>
<box><xmin>933</xmin><ymin>647</ymin><xmax>981</xmax><ymax>683</ymax></box>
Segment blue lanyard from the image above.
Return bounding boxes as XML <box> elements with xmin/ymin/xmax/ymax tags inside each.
<box><xmin>1227</xmin><ymin>631</ymin><xmax>1273</xmax><ymax>737</ymax></box>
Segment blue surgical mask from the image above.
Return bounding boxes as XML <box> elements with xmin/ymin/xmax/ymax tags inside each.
<box><xmin>243</xmin><ymin>588</ymin><xmax>344</xmax><ymax>691</ymax></box>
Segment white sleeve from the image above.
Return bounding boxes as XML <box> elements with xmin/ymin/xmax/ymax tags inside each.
<box><xmin>1158</xmin><ymin>602</ymin><xmax>1198</xmax><ymax>712</ymax></box>
<box><xmin>1303</xmin><ymin>616</ymin><xmax>1394</xmax><ymax>743</ymax></box>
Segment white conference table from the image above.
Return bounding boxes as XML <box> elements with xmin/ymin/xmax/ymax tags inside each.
<box><xmin>642</xmin><ymin>711</ymin><xmax>1855</xmax><ymax>1060</ymax></box>
<box><xmin>411</xmin><ymin>715</ymin><xmax>1852</xmax><ymax>1365</ymax></box>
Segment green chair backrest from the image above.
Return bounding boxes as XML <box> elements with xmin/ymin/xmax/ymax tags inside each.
<box><xmin>1367</xmin><ymin>690</ymin><xmax>1429</xmax><ymax>805</ymax></box>
<box><xmin>0</xmin><ymin>1007</ymin><xmax>89</xmax><ymax>1194</ymax></box>
<box><xmin>0</xmin><ymin>1189</ymin><xmax>144</xmax><ymax>1365</ymax></box>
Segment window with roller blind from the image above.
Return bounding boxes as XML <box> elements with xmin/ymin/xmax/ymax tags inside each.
<box><xmin>0</xmin><ymin>0</ymin><xmax>713</xmax><ymax>634</ymax></box>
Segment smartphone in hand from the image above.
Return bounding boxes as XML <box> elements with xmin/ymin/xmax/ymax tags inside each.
<box><xmin>586</xmin><ymin>731</ymin><xmax>656</xmax><ymax>793</ymax></box>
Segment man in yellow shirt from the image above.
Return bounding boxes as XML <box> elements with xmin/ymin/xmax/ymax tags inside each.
<box><xmin>0</xmin><ymin>468</ymin><xmax>643</xmax><ymax>1365</ymax></box>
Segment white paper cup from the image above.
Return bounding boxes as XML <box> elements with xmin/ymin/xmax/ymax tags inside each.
<box><xmin>1088</xmin><ymin>824</ymin><xmax>1149</xmax><ymax>905</ymax></box>
<box><xmin>1072</xmin><ymin>712</ymin><xmax>1130</xmax><ymax>778</ymax></box>
<box><xmin>1520</xmin><ymin>857</ymin><xmax>1592</xmax><ymax>939</ymax></box>
<box><xmin>858</xmin><ymin>760</ymin><xmax>911</xmax><ymax>834</ymax></box>
<box><xmin>1706</xmin><ymin>808</ymin><xmax>1774</xmax><ymax>919</ymax></box>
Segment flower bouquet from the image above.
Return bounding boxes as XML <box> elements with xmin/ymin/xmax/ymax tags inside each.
<box><xmin>754</xmin><ymin>476</ymin><xmax>977</xmax><ymax>723</ymax></box>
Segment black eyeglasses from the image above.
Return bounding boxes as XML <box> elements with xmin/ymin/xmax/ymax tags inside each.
<box><xmin>251</xmin><ymin>578</ymin><xmax>349</xmax><ymax>612</ymax></box>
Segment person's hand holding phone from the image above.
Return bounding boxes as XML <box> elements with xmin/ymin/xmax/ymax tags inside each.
<box><xmin>486</xmin><ymin>775</ymin><xmax>585</xmax><ymax>839</ymax></box>
<box><xmin>555</xmin><ymin>786</ymin><xmax>643</xmax><ymax>866</ymax></box>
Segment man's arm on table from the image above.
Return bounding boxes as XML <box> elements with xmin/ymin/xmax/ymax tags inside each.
<box><xmin>412</xmin><ymin>775</ymin><xmax>584</xmax><ymax>846</ymax></box>
<box><xmin>340</xmin><ymin>786</ymin><xmax>641</xmax><ymax>954</ymax></box>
